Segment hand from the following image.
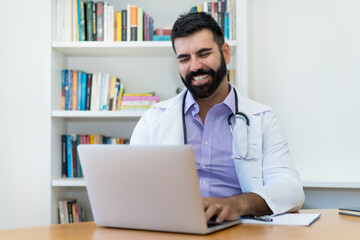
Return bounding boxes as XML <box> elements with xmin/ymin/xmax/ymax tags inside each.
<box><xmin>203</xmin><ymin>193</ymin><xmax>273</xmax><ymax>224</ymax></box>
<box><xmin>203</xmin><ymin>197</ymin><xmax>241</xmax><ymax>224</ymax></box>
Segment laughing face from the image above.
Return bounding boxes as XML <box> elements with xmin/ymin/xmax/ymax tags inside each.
<box><xmin>174</xmin><ymin>29</ymin><xmax>230</xmax><ymax>99</ymax></box>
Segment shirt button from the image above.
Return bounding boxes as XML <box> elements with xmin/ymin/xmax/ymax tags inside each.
<box><xmin>202</xmin><ymin>165</ymin><xmax>206</xmax><ymax>169</ymax></box>
<box><xmin>204</xmin><ymin>141</ymin><xmax>208</xmax><ymax>145</ymax></box>
<box><xmin>202</xmin><ymin>180</ymin><xmax>206</xmax><ymax>184</ymax></box>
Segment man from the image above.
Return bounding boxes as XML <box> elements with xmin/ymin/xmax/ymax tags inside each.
<box><xmin>130</xmin><ymin>12</ymin><xmax>304</xmax><ymax>223</ymax></box>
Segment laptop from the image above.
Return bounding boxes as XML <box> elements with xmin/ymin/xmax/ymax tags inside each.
<box><xmin>77</xmin><ymin>144</ymin><xmax>242</xmax><ymax>234</ymax></box>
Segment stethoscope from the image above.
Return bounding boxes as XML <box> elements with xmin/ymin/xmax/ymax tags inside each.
<box><xmin>182</xmin><ymin>88</ymin><xmax>250</xmax><ymax>159</ymax></box>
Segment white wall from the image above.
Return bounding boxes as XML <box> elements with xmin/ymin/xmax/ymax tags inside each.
<box><xmin>0</xmin><ymin>0</ymin><xmax>50</xmax><ymax>229</ymax></box>
<box><xmin>248</xmin><ymin>0</ymin><xmax>360</xmax><ymax>183</ymax></box>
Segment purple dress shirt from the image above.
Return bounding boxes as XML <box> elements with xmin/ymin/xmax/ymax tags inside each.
<box><xmin>184</xmin><ymin>85</ymin><xmax>242</xmax><ymax>198</ymax></box>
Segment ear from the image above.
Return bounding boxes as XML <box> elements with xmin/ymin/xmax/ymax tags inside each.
<box><xmin>221</xmin><ymin>42</ymin><xmax>231</xmax><ymax>65</ymax></box>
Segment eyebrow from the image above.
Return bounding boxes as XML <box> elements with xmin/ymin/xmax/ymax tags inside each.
<box><xmin>176</xmin><ymin>47</ymin><xmax>213</xmax><ymax>59</ymax></box>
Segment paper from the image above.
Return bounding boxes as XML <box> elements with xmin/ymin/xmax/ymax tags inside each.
<box><xmin>241</xmin><ymin>213</ymin><xmax>321</xmax><ymax>226</ymax></box>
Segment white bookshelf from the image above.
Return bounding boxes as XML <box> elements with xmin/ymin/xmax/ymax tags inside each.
<box><xmin>49</xmin><ymin>0</ymin><xmax>245</xmax><ymax>224</ymax></box>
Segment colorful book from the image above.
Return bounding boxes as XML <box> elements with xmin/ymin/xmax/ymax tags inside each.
<box><xmin>121</xmin><ymin>10</ymin><xmax>127</xmax><ymax>41</ymax></box>
<box><xmin>61</xmin><ymin>135</ymin><xmax>67</xmax><ymax>177</ymax></box>
<box><xmin>72</xmin><ymin>70</ymin><xmax>78</xmax><ymax>111</ymax></box>
<box><xmin>85</xmin><ymin>73</ymin><xmax>92</xmax><ymax>110</ymax></box>
<box><xmin>79</xmin><ymin>0</ymin><xmax>86</xmax><ymax>41</ymax></box>
<box><xmin>86</xmin><ymin>1</ymin><xmax>93</xmax><ymax>41</ymax></box>
<box><xmin>77</xmin><ymin>70</ymin><xmax>82</xmax><ymax>110</ymax></box>
<box><xmin>91</xmin><ymin>2</ymin><xmax>97</xmax><ymax>40</ymax></box>
<box><xmin>130</xmin><ymin>6</ymin><xmax>137</xmax><ymax>41</ymax></box>
<box><xmin>66</xmin><ymin>135</ymin><xmax>73</xmax><ymax>178</ymax></box>
<box><xmin>80</xmin><ymin>72</ymin><xmax>87</xmax><ymax>110</ymax></box>
<box><xmin>137</xmin><ymin>8</ymin><xmax>143</xmax><ymax>41</ymax></box>
<box><xmin>96</xmin><ymin>2</ymin><xmax>104</xmax><ymax>41</ymax></box>
<box><xmin>61</xmin><ymin>70</ymin><xmax>66</xmax><ymax>110</ymax></box>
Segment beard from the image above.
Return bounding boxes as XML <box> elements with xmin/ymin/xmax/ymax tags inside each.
<box><xmin>180</xmin><ymin>52</ymin><xmax>228</xmax><ymax>99</ymax></box>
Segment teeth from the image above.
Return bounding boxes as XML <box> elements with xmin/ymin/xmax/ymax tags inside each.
<box><xmin>193</xmin><ymin>74</ymin><xmax>208</xmax><ymax>81</ymax></box>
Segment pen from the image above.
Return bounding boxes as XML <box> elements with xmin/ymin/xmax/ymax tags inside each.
<box><xmin>242</xmin><ymin>215</ymin><xmax>273</xmax><ymax>222</ymax></box>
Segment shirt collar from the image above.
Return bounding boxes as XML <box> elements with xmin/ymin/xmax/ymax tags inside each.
<box><xmin>183</xmin><ymin>83</ymin><xmax>236</xmax><ymax>115</ymax></box>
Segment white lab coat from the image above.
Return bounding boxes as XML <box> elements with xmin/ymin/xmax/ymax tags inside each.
<box><xmin>130</xmin><ymin>89</ymin><xmax>305</xmax><ymax>215</ymax></box>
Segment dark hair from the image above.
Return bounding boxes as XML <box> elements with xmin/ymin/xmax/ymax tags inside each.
<box><xmin>171</xmin><ymin>12</ymin><xmax>224</xmax><ymax>53</ymax></box>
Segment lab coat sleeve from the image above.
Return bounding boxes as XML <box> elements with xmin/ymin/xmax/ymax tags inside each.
<box><xmin>130</xmin><ymin>108</ymin><xmax>160</xmax><ymax>145</ymax></box>
<box><xmin>252</xmin><ymin>111</ymin><xmax>305</xmax><ymax>215</ymax></box>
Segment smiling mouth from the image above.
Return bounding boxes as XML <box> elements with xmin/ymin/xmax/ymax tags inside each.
<box><xmin>193</xmin><ymin>74</ymin><xmax>209</xmax><ymax>81</ymax></box>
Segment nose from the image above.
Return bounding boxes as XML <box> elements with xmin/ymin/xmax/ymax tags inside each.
<box><xmin>189</xmin><ymin>57</ymin><xmax>202</xmax><ymax>72</ymax></box>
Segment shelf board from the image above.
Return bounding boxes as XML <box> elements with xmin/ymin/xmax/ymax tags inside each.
<box><xmin>52</xmin><ymin>178</ymin><xmax>86</xmax><ymax>187</ymax></box>
<box><xmin>52</xmin><ymin>110</ymin><xmax>144</xmax><ymax>118</ymax></box>
<box><xmin>51</xmin><ymin>40</ymin><xmax>237</xmax><ymax>57</ymax></box>
<box><xmin>51</xmin><ymin>178</ymin><xmax>360</xmax><ymax>188</ymax></box>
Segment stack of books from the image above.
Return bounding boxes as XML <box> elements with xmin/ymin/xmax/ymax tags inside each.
<box><xmin>189</xmin><ymin>0</ymin><xmax>236</xmax><ymax>40</ymax></box>
<box><xmin>57</xmin><ymin>0</ymin><xmax>154</xmax><ymax>41</ymax></box>
<box><xmin>61</xmin><ymin>134</ymin><xmax>129</xmax><ymax>178</ymax></box>
<box><xmin>58</xmin><ymin>198</ymin><xmax>85</xmax><ymax>224</ymax></box>
<box><xmin>61</xmin><ymin>69</ymin><xmax>125</xmax><ymax>111</ymax></box>
<box><xmin>120</xmin><ymin>93</ymin><xmax>159</xmax><ymax>110</ymax></box>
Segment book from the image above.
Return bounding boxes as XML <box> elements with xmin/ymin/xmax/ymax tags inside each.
<box><xmin>154</xmin><ymin>28</ymin><xmax>171</xmax><ymax>36</ymax></box>
<box><xmin>66</xmin><ymin>135</ymin><xmax>73</xmax><ymax>178</ymax></box>
<box><xmin>116</xmin><ymin>11</ymin><xmax>121</xmax><ymax>41</ymax></box>
<box><xmin>130</xmin><ymin>6</ymin><xmax>137</xmax><ymax>41</ymax></box>
<box><xmin>79</xmin><ymin>0</ymin><xmax>86</xmax><ymax>41</ymax></box>
<box><xmin>153</xmin><ymin>35</ymin><xmax>171</xmax><ymax>41</ymax></box>
<box><xmin>96</xmin><ymin>2</ymin><xmax>104</xmax><ymax>41</ymax></box>
<box><xmin>61</xmin><ymin>135</ymin><xmax>67</xmax><ymax>177</ymax></box>
<box><xmin>137</xmin><ymin>8</ymin><xmax>143</xmax><ymax>41</ymax></box>
<box><xmin>85</xmin><ymin>73</ymin><xmax>92</xmax><ymax>110</ymax></box>
<box><xmin>61</xmin><ymin>70</ymin><xmax>66</xmax><ymax>110</ymax></box>
<box><xmin>85</xmin><ymin>1</ymin><xmax>93</xmax><ymax>41</ymax></box>
<box><xmin>108</xmin><ymin>5</ymin><xmax>114</xmax><ymax>42</ymax></box>
<box><xmin>72</xmin><ymin>70</ymin><xmax>78</xmax><ymax>111</ymax></box>
<box><xmin>121</xmin><ymin>10</ymin><xmax>127</xmax><ymax>41</ymax></box>
<box><xmin>91</xmin><ymin>2</ymin><xmax>97</xmax><ymax>40</ymax></box>
<box><xmin>339</xmin><ymin>206</ymin><xmax>360</xmax><ymax>217</ymax></box>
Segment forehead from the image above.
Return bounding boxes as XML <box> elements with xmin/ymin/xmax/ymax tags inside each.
<box><xmin>174</xmin><ymin>29</ymin><xmax>217</xmax><ymax>55</ymax></box>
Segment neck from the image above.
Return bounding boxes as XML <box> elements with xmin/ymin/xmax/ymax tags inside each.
<box><xmin>195</xmin><ymin>78</ymin><xmax>230</xmax><ymax>123</ymax></box>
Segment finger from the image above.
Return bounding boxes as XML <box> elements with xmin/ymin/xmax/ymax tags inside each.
<box><xmin>215</xmin><ymin>206</ymin><xmax>231</xmax><ymax>223</ymax></box>
<box><xmin>202</xmin><ymin>197</ymin><xmax>214</xmax><ymax>210</ymax></box>
<box><xmin>205</xmin><ymin>204</ymin><xmax>220</xmax><ymax>222</ymax></box>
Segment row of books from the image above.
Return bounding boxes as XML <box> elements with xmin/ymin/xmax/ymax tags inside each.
<box><xmin>61</xmin><ymin>69</ymin><xmax>159</xmax><ymax>111</ymax></box>
<box><xmin>61</xmin><ymin>134</ymin><xmax>130</xmax><ymax>178</ymax></box>
<box><xmin>190</xmin><ymin>0</ymin><xmax>236</xmax><ymax>41</ymax></box>
<box><xmin>58</xmin><ymin>198</ymin><xmax>85</xmax><ymax>224</ymax></box>
<box><xmin>61</xmin><ymin>69</ymin><xmax>124</xmax><ymax>111</ymax></box>
<box><xmin>57</xmin><ymin>0</ymin><xmax>154</xmax><ymax>41</ymax></box>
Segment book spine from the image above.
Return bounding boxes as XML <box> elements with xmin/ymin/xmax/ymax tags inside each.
<box><xmin>90</xmin><ymin>73</ymin><xmax>97</xmax><ymax>110</ymax></box>
<box><xmin>116</xmin><ymin>11</ymin><xmax>121</xmax><ymax>41</ymax></box>
<box><xmin>85</xmin><ymin>73</ymin><xmax>92</xmax><ymax>110</ymax></box>
<box><xmin>66</xmin><ymin>135</ymin><xmax>73</xmax><ymax>178</ymax></box>
<box><xmin>96</xmin><ymin>2</ymin><xmax>104</xmax><ymax>41</ymax></box>
<box><xmin>76</xmin><ymin>135</ymin><xmax>81</xmax><ymax>177</ymax></box>
<box><xmin>77</xmin><ymin>0</ymin><xmax>81</xmax><ymax>41</ymax></box>
<box><xmin>61</xmin><ymin>135</ymin><xmax>67</xmax><ymax>177</ymax></box>
<box><xmin>108</xmin><ymin>5</ymin><xmax>114</xmax><ymax>42</ymax></box>
<box><xmin>80</xmin><ymin>1</ymin><xmax>86</xmax><ymax>41</ymax></box>
<box><xmin>72</xmin><ymin>70</ymin><xmax>78</xmax><ymax>111</ymax></box>
<box><xmin>68</xmin><ymin>70</ymin><xmax>73</xmax><ymax>110</ymax></box>
<box><xmin>127</xmin><ymin>4</ymin><xmax>130</xmax><ymax>41</ymax></box>
<box><xmin>58</xmin><ymin>200</ymin><xmax>65</xmax><ymax>224</ymax></box>
<box><xmin>137</xmin><ymin>8</ymin><xmax>143</xmax><ymax>41</ymax></box>
<box><xmin>130</xmin><ymin>6</ymin><xmax>137</xmax><ymax>41</ymax></box>
<box><xmin>121</xmin><ymin>10</ymin><xmax>127</xmax><ymax>41</ymax></box>
<box><xmin>61</xmin><ymin>70</ymin><xmax>66</xmax><ymax>110</ymax></box>
<box><xmin>225</xmin><ymin>12</ymin><xmax>230</xmax><ymax>40</ymax></box>
<box><xmin>71</xmin><ymin>134</ymin><xmax>78</xmax><ymax>178</ymax></box>
<box><xmin>72</xmin><ymin>0</ymin><xmax>78</xmax><ymax>41</ymax></box>
<box><xmin>86</xmin><ymin>1</ymin><xmax>93</xmax><ymax>41</ymax></box>
<box><xmin>116</xmin><ymin>82</ymin><xmax>124</xmax><ymax>110</ymax></box>
<box><xmin>122</xmin><ymin>95</ymin><xmax>159</xmax><ymax>101</ymax></box>
<box><xmin>92</xmin><ymin>2</ymin><xmax>97</xmax><ymax>40</ymax></box>
<box><xmin>77</xmin><ymin>70</ymin><xmax>82</xmax><ymax>110</ymax></box>
<box><xmin>81</xmin><ymin>72</ymin><xmax>87</xmax><ymax>110</ymax></box>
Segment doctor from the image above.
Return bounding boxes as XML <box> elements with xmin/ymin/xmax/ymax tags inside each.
<box><xmin>130</xmin><ymin>12</ymin><xmax>304</xmax><ymax>223</ymax></box>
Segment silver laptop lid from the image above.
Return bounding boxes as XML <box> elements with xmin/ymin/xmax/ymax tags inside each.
<box><xmin>78</xmin><ymin>145</ymin><xmax>210</xmax><ymax>234</ymax></box>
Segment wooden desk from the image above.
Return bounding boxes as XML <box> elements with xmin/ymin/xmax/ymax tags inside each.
<box><xmin>1</xmin><ymin>209</ymin><xmax>359</xmax><ymax>240</ymax></box>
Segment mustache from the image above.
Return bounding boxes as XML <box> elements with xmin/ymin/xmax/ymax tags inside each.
<box><xmin>186</xmin><ymin>68</ymin><xmax>215</xmax><ymax>82</ymax></box>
